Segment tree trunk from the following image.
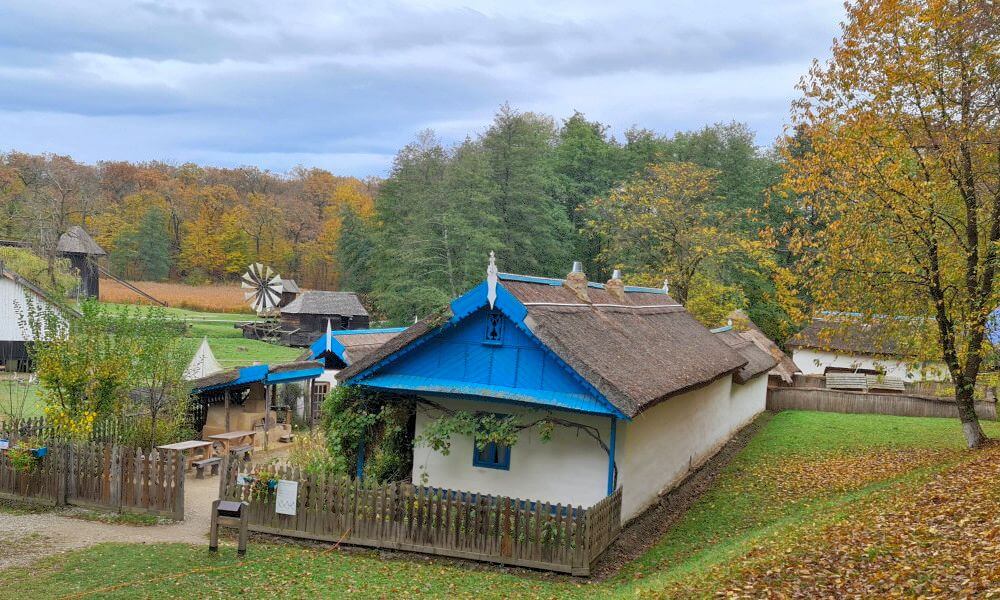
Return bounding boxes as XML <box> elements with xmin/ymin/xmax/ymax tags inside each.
<box><xmin>955</xmin><ymin>385</ymin><xmax>987</xmax><ymax>448</ymax></box>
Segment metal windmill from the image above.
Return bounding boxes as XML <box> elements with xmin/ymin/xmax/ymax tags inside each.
<box><xmin>241</xmin><ymin>263</ymin><xmax>283</xmax><ymax>316</ymax></box>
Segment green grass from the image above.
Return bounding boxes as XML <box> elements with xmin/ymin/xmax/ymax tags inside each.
<box><xmin>102</xmin><ymin>302</ymin><xmax>303</xmax><ymax>368</ymax></box>
<box><xmin>0</xmin><ymin>380</ymin><xmax>43</xmax><ymax>418</ymax></box>
<box><xmin>3</xmin><ymin>411</ymin><xmax>995</xmax><ymax>599</ymax></box>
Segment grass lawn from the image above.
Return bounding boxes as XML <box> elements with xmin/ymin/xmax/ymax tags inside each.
<box><xmin>102</xmin><ymin>302</ymin><xmax>304</xmax><ymax>368</ymax></box>
<box><xmin>0</xmin><ymin>380</ymin><xmax>43</xmax><ymax>418</ymax></box>
<box><xmin>3</xmin><ymin>411</ymin><xmax>997</xmax><ymax>598</ymax></box>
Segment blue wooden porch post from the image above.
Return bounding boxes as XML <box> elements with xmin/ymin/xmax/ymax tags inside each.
<box><xmin>606</xmin><ymin>416</ymin><xmax>617</xmax><ymax>496</ymax></box>
<box><xmin>356</xmin><ymin>433</ymin><xmax>366</xmax><ymax>481</ymax></box>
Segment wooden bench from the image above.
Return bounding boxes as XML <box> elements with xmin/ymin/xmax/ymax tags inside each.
<box><xmin>279</xmin><ymin>433</ymin><xmax>295</xmax><ymax>444</ymax></box>
<box><xmin>866</xmin><ymin>374</ymin><xmax>906</xmax><ymax>393</ymax></box>
<box><xmin>825</xmin><ymin>373</ymin><xmax>869</xmax><ymax>391</ymax></box>
<box><xmin>192</xmin><ymin>456</ymin><xmax>222</xmax><ymax>479</ymax></box>
<box><xmin>230</xmin><ymin>444</ymin><xmax>254</xmax><ymax>465</ymax></box>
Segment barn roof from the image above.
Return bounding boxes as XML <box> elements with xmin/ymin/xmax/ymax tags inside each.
<box><xmin>338</xmin><ymin>272</ymin><xmax>746</xmax><ymax>418</ymax></box>
<box><xmin>56</xmin><ymin>226</ymin><xmax>106</xmax><ymax>256</ymax></box>
<box><xmin>280</xmin><ymin>278</ymin><xmax>300</xmax><ymax>293</ymax></box>
<box><xmin>281</xmin><ymin>290</ymin><xmax>368</xmax><ymax>317</ymax></box>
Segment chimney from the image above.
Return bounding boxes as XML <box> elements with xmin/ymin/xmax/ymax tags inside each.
<box><xmin>605</xmin><ymin>269</ymin><xmax>626</xmax><ymax>302</ymax></box>
<box><xmin>563</xmin><ymin>261</ymin><xmax>590</xmax><ymax>302</ymax></box>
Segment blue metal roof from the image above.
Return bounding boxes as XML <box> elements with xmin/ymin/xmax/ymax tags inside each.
<box><xmin>359</xmin><ymin>374</ymin><xmax>619</xmax><ymax>416</ymax></box>
<box><xmin>192</xmin><ymin>362</ymin><xmax>323</xmax><ymax>393</ymax></box>
<box><xmin>266</xmin><ymin>367</ymin><xmax>325</xmax><ymax>384</ymax></box>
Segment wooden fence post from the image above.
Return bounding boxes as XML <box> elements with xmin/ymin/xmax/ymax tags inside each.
<box><xmin>173</xmin><ymin>451</ymin><xmax>185</xmax><ymax>521</ymax></box>
<box><xmin>110</xmin><ymin>444</ymin><xmax>122</xmax><ymax>512</ymax></box>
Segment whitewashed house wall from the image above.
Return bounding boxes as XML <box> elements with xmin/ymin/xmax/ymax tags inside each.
<box><xmin>411</xmin><ymin>396</ymin><xmax>611</xmax><ymax>509</ymax></box>
<box><xmin>791</xmin><ymin>348</ymin><xmax>949</xmax><ymax>381</ymax></box>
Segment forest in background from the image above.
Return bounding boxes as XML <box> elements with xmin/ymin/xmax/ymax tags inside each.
<box><xmin>0</xmin><ymin>104</ymin><xmax>800</xmax><ymax>341</ymax></box>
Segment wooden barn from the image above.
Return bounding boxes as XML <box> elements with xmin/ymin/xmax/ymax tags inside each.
<box><xmin>279</xmin><ymin>290</ymin><xmax>370</xmax><ymax>334</ymax></box>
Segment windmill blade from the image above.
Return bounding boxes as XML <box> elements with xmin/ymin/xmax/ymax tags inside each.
<box><xmin>241</xmin><ymin>263</ymin><xmax>284</xmax><ymax>315</ymax></box>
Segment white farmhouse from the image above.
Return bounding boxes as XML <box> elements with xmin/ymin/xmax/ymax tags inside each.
<box><xmin>337</xmin><ymin>262</ymin><xmax>775</xmax><ymax>521</ymax></box>
<box><xmin>787</xmin><ymin>317</ymin><xmax>949</xmax><ymax>381</ymax></box>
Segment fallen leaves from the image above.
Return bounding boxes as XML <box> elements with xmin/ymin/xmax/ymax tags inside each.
<box><xmin>661</xmin><ymin>444</ymin><xmax>1000</xmax><ymax>598</ymax></box>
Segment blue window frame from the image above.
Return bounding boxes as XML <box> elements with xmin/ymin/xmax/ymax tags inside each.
<box><xmin>473</xmin><ymin>440</ymin><xmax>511</xmax><ymax>470</ymax></box>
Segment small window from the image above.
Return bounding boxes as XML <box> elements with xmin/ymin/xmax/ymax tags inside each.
<box><xmin>473</xmin><ymin>440</ymin><xmax>511</xmax><ymax>470</ymax></box>
<box><xmin>484</xmin><ymin>310</ymin><xmax>504</xmax><ymax>345</ymax></box>
<box><xmin>340</xmin><ymin>316</ymin><xmax>351</xmax><ymax>329</ymax></box>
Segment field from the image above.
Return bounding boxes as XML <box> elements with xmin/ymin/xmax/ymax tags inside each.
<box><xmin>3</xmin><ymin>411</ymin><xmax>997</xmax><ymax>598</ymax></box>
<box><xmin>99</xmin><ymin>279</ymin><xmax>252</xmax><ymax>313</ymax></box>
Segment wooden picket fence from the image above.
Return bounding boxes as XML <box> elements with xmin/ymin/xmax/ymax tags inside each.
<box><xmin>0</xmin><ymin>442</ymin><xmax>184</xmax><ymax>520</ymax></box>
<box><xmin>0</xmin><ymin>416</ymin><xmax>138</xmax><ymax>444</ymax></box>
<box><xmin>221</xmin><ymin>459</ymin><xmax>622</xmax><ymax>575</ymax></box>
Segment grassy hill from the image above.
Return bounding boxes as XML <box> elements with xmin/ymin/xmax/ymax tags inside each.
<box><xmin>3</xmin><ymin>411</ymin><xmax>997</xmax><ymax>598</ymax></box>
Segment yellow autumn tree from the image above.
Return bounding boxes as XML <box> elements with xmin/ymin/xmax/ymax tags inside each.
<box><xmin>583</xmin><ymin>162</ymin><xmax>736</xmax><ymax>304</ymax></box>
<box><xmin>783</xmin><ymin>0</ymin><xmax>998</xmax><ymax>447</ymax></box>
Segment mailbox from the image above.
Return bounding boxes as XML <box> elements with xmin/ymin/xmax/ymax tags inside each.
<box><xmin>217</xmin><ymin>500</ymin><xmax>243</xmax><ymax>518</ymax></box>
<box><xmin>209</xmin><ymin>499</ymin><xmax>249</xmax><ymax>556</ymax></box>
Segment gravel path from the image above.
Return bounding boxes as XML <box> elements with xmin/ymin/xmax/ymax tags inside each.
<box><xmin>0</xmin><ymin>473</ymin><xmax>220</xmax><ymax>571</ymax></box>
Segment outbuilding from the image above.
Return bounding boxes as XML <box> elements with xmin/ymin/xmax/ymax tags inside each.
<box><xmin>0</xmin><ymin>263</ymin><xmax>80</xmax><ymax>371</ymax></box>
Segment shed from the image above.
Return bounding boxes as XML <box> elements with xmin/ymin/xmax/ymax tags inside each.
<box><xmin>279</xmin><ymin>278</ymin><xmax>300</xmax><ymax>308</ymax></box>
<box><xmin>280</xmin><ymin>290</ymin><xmax>369</xmax><ymax>334</ymax></box>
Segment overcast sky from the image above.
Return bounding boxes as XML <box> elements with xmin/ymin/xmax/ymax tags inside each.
<box><xmin>0</xmin><ymin>1</ymin><xmax>844</xmax><ymax>177</ymax></box>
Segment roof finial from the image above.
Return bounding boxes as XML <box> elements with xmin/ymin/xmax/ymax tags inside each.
<box><xmin>611</xmin><ymin>269</ymin><xmax>622</xmax><ymax>281</ymax></box>
<box><xmin>662</xmin><ymin>277</ymin><xmax>670</xmax><ymax>294</ymax></box>
<box><xmin>487</xmin><ymin>251</ymin><xmax>499</xmax><ymax>309</ymax></box>
<box><xmin>325</xmin><ymin>319</ymin><xmax>333</xmax><ymax>353</ymax></box>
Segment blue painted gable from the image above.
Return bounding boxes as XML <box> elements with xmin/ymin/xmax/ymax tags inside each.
<box><xmin>380</xmin><ymin>308</ymin><xmax>589</xmax><ymax>394</ymax></box>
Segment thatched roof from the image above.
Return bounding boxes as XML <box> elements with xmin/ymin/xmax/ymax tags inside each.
<box><xmin>187</xmin><ymin>368</ymin><xmax>240</xmax><ymax>391</ymax></box>
<box><xmin>338</xmin><ymin>277</ymin><xmax>746</xmax><ymax>418</ymax></box>
<box><xmin>281</xmin><ymin>290</ymin><xmax>367</xmax><ymax>317</ymax></box>
<box><xmin>268</xmin><ymin>360</ymin><xmax>323</xmax><ymax>374</ymax></box>
<box><xmin>713</xmin><ymin>328</ymin><xmax>778</xmax><ymax>384</ymax></box>
<box><xmin>727</xmin><ymin>310</ymin><xmax>799</xmax><ymax>383</ymax></box>
<box><xmin>787</xmin><ymin>317</ymin><xmax>907</xmax><ymax>357</ymax></box>
<box><xmin>280</xmin><ymin>279</ymin><xmax>300</xmax><ymax>293</ymax></box>
<box><xmin>56</xmin><ymin>226</ymin><xmax>106</xmax><ymax>256</ymax></box>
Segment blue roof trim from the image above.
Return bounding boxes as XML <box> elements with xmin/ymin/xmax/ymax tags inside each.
<box><xmin>497</xmin><ymin>273</ymin><xmax>562</xmax><ymax>286</ymax></box>
<box><xmin>343</xmin><ymin>279</ymin><xmax>627</xmax><ymax>420</ymax></box>
<box><xmin>266</xmin><ymin>367</ymin><xmax>325</xmax><ymax>384</ymax></box>
<box><xmin>359</xmin><ymin>374</ymin><xmax>618</xmax><ymax>416</ymax></box>
<box><xmin>623</xmin><ymin>285</ymin><xmax>667</xmax><ymax>294</ymax></box>
<box><xmin>711</xmin><ymin>325</ymin><xmax>734</xmax><ymax>333</ymax></box>
<box><xmin>192</xmin><ymin>363</ymin><xmax>269</xmax><ymax>393</ymax></box>
<box><xmin>334</xmin><ymin>327</ymin><xmax>408</xmax><ymax>336</ymax></box>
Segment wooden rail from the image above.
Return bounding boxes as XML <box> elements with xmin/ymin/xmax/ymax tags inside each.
<box><xmin>221</xmin><ymin>459</ymin><xmax>622</xmax><ymax>575</ymax></box>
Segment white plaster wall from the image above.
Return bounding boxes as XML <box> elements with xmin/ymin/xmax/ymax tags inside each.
<box><xmin>0</xmin><ymin>277</ymin><xmax>59</xmax><ymax>341</ymax></box>
<box><xmin>411</xmin><ymin>396</ymin><xmax>612</xmax><ymax>509</ymax></box>
<box><xmin>617</xmin><ymin>375</ymin><xmax>765</xmax><ymax>520</ymax></box>
<box><xmin>792</xmin><ymin>348</ymin><xmax>949</xmax><ymax>381</ymax></box>
<box><xmin>316</xmin><ymin>369</ymin><xmax>338</xmax><ymax>386</ymax></box>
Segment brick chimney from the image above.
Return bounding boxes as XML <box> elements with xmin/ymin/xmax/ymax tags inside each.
<box><xmin>605</xmin><ymin>269</ymin><xmax>626</xmax><ymax>303</ymax></box>
<box><xmin>563</xmin><ymin>261</ymin><xmax>590</xmax><ymax>302</ymax></box>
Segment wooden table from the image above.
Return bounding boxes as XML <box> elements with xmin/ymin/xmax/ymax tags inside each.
<box><xmin>207</xmin><ymin>430</ymin><xmax>257</xmax><ymax>455</ymax></box>
<box><xmin>157</xmin><ymin>440</ymin><xmax>214</xmax><ymax>467</ymax></box>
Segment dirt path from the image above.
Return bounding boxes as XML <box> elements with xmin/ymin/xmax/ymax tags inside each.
<box><xmin>0</xmin><ymin>473</ymin><xmax>219</xmax><ymax>571</ymax></box>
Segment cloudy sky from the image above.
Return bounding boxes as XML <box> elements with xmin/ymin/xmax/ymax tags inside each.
<box><xmin>0</xmin><ymin>1</ymin><xmax>844</xmax><ymax>177</ymax></box>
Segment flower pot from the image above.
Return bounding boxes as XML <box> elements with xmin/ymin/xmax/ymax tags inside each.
<box><xmin>31</xmin><ymin>446</ymin><xmax>48</xmax><ymax>458</ymax></box>
<box><xmin>267</xmin><ymin>479</ymin><xmax>278</xmax><ymax>491</ymax></box>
